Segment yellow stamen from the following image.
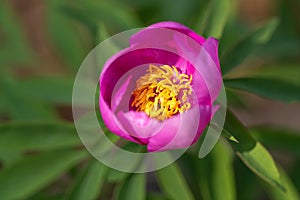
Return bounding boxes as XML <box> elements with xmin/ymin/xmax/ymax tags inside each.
<box><xmin>131</xmin><ymin>64</ymin><xmax>193</xmax><ymax>121</ymax></box>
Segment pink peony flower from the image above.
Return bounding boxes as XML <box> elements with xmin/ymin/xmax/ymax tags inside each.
<box><xmin>99</xmin><ymin>21</ymin><xmax>222</xmax><ymax>152</ymax></box>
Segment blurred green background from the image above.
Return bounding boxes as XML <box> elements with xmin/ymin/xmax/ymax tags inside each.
<box><xmin>0</xmin><ymin>0</ymin><xmax>300</xmax><ymax>199</ymax></box>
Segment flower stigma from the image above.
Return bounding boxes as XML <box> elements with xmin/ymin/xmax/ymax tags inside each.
<box><xmin>131</xmin><ymin>64</ymin><xmax>193</xmax><ymax>121</ymax></box>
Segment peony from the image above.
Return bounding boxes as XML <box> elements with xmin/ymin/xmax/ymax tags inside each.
<box><xmin>99</xmin><ymin>21</ymin><xmax>222</xmax><ymax>152</ymax></box>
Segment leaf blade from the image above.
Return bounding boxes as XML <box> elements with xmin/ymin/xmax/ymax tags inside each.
<box><xmin>156</xmin><ymin>163</ymin><xmax>194</xmax><ymax>200</ymax></box>
<box><xmin>0</xmin><ymin>122</ymin><xmax>81</xmax><ymax>153</ymax></box>
<box><xmin>116</xmin><ymin>173</ymin><xmax>146</xmax><ymax>200</ymax></box>
<box><xmin>224</xmin><ymin>78</ymin><xmax>300</xmax><ymax>102</ymax></box>
<box><xmin>221</xmin><ymin>18</ymin><xmax>279</xmax><ymax>74</ymax></box>
<box><xmin>68</xmin><ymin>159</ymin><xmax>108</xmax><ymax>200</ymax></box>
<box><xmin>223</xmin><ymin>111</ymin><xmax>283</xmax><ymax>191</ymax></box>
<box><xmin>0</xmin><ymin>150</ymin><xmax>87</xmax><ymax>200</ymax></box>
<box><xmin>211</xmin><ymin>141</ymin><xmax>236</xmax><ymax>200</ymax></box>
<box><xmin>204</xmin><ymin>0</ymin><xmax>233</xmax><ymax>39</ymax></box>
<box><xmin>264</xmin><ymin>167</ymin><xmax>299</xmax><ymax>200</ymax></box>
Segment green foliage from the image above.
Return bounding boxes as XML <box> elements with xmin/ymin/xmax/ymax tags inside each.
<box><xmin>1</xmin><ymin>76</ymin><xmax>57</xmax><ymax>120</ymax></box>
<box><xmin>47</xmin><ymin>2</ymin><xmax>88</xmax><ymax>70</ymax></box>
<box><xmin>0</xmin><ymin>2</ymin><xmax>32</xmax><ymax>66</ymax></box>
<box><xmin>223</xmin><ymin>111</ymin><xmax>283</xmax><ymax>191</ymax></box>
<box><xmin>221</xmin><ymin>18</ymin><xmax>279</xmax><ymax>74</ymax></box>
<box><xmin>116</xmin><ymin>173</ymin><xmax>146</xmax><ymax>200</ymax></box>
<box><xmin>251</xmin><ymin>127</ymin><xmax>300</xmax><ymax>157</ymax></box>
<box><xmin>1</xmin><ymin>0</ymin><xmax>300</xmax><ymax>199</ymax></box>
<box><xmin>210</xmin><ymin>141</ymin><xmax>236</xmax><ymax>200</ymax></box>
<box><xmin>264</xmin><ymin>167</ymin><xmax>299</xmax><ymax>200</ymax></box>
<box><xmin>0</xmin><ymin>150</ymin><xmax>87</xmax><ymax>200</ymax></box>
<box><xmin>0</xmin><ymin>122</ymin><xmax>80</xmax><ymax>153</ymax></box>
<box><xmin>190</xmin><ymin>141</ymin><xmax>236</xmax><ymax>200</ymax></box>
<box><xmin>66</xmin><ymin>159</ymin><xmax>108</xmax><ymax>200</ymax></box>
<box><xmin>202</xmin><ymin>0</ymin><xmax>234</xmax><ymax>39</ymax></box>
<box><xmin>224</xmin><ymin>78</ymin><xmax>300</xmax><ymax>102</ymax></box>
<box><xmin>155</xmin><ymin>163</ymin><xmax>194</xmax><ymax>200</ymax></box>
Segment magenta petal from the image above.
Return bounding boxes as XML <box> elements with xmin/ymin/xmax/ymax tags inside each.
<box><xmin>100</xmin><ymin>48</ymin><xmax>181</xmax><ymax>106</ymax></box>
<box><xmin>117</xmin><ymin>111</ymin><xmax>164</xmax><ymax>143</ymax></box>
<box><xmin>99</xmin><ymin>95</ymin><xmax>143</xmax><ymax>144</ymax></box>
<box><xmin>202</xmin><ymin>37</ymin><xmax>221</xmax><ymax>71</ymax></box>
<box><xmin>148</xmin><ymin>21</ymin><xmax>206</xmax><ymax>45</ymax></box>
<box><xmin>172</xmin><ymin>35</ymin><xmax>222</xmax><ymax>102</ymax></box>
<box><xmin>147</xmin><ymin>105</ymin><xmax>211</xmax><ymax>152</ymax></box>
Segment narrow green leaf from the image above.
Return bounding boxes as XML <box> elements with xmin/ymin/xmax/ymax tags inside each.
<box><xmin>0</xmin><ymin>2</ymin><xmax>32</xmax><ymax>65</ymax></box>
<box><xmin>18</xmin><ymin>77</ymin><xmax>73</xmax><ymax>105</ymax></box>
<box><xmin>264</xmin><ymin>167</ymin><xmax>299</xmax><ymax>200</ymax></box>
<box><xmin>17</xmin><ymin>76</ymin><xmax>94</xmax><ymax>106</ymax></box>
<box><xmin>156</xmin><ymin>163</ymin><xmax>194</xmax><ymax>200</ymax></box>
<box><xmin>211</xmin><ymin>141</ymin><xmax>236</xmax><ymax>200</ymax></box>
<box><xmin>191</xmin><ymin>155</ymin><xmax>213</xmax><ymax>200</ymax></box>
<box><xmin>116</xmin><ymin>174</ymin><xmax>146</xmax><ymax>200</ymax></box>
<box><xmin>204</xmin><ymin>0</ymin><xmax>233</xmax><ymax>39</ymax></box>
<box><xmin>107</xmin><ymin>169</ymin><xmax>130</xmax><ymax>183</ymax></box>
<box><xmin>192</xmin><ymin>141</ymin><xmax>236</xmax><ymax>200</ymax></box>
<box><xmin>221</xmin><ymin>18</ymin><xmax>279</xmax><ymax>74</ymax></box>
<box><xmin>67</xmin><ymin>159</ymin><xmax>108</xmax><ymax>200</ymax></box>
<box><xmin>0</xmin><ymin>122</ymin><xmax>81</xmax><ymax>152</ymax></box>
<box><xmin>237</xmin><ymin>142</ymin><xmax>284</xmax><ymax>191</ymax></box>
<box><xmin>0</xmin><ymin>150</ymin><xmax>87</xmax><ymax>200</ymax></box>
<box><xmin>242</xmin><ymin>63</ymin><xmax>300</xmax><ymax>86</ymax></box>
<box><xmin>47</xmin><ymin>3</ymin><xmax>87</xmax><ymax>69</ymax></box>
<box><xmin>146</xmin><ymin>193</ymin><xmax>169</xmax><ymax>200</ymax></box>
<box><xmin>159</xmin><ymin>0</ymin><xmax>199</xmax><ymax>26</ymax></box>
<box><xmin>194</xmin><ymin>0</ymin><xmax>212</xmax><ymax>35</ymax></box>
<box><xmin>224</xmin><ymin>78</ymin><xmax>300</xmax><ymax>102</ymax></box>
<box><xmin>223</xmin><ymin>111</ymin><xmax>283</xmax><ymax>191</ymax></box>
<box><xmin>0</xmin><ymin>152</ymin><xmax>22</xmax><ymax>167</ymax></box>
<box><xmin>251</xmin><ymin>127</ymin><xmax>300</xmax><ymax>156</ymax></box>
<box><xmin>60</xmin><ymin>0</ymin><xmax>141</xmax><ymax>34</ymax></box>
<box><xmin>1</xmin><ymin>76</ymin><xmax>57</xmax><ymax>120</ymax></box>
<box><xmin>234</xmin><ymin>158</ymin><xmax>264</xmax><ymax>200</ymax></box>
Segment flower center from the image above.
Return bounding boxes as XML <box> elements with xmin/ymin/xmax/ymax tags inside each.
<box><xmin>131</xmin><ymin>64</ymin><xmax>193</xmax><ymax>121</ymax></box>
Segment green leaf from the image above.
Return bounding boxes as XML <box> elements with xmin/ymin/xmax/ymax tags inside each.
<box><xmin>156</xmin><ymin>163</ymin><xmax>194</xmax><ymax>200</ymax></box>
<box><xmin>240</xmin><ymin>63</ymin><xmax>300</xmax><ymax>86</ymax></box>
<box><xmin>0</xmin><ymin>152</ymin><xmax>22</xmax><ymax>167</ymax></box>
<box><xmin>251</xmin><ymin>127</ymin><xmax>300</xmax><ymax>157</ymax></box>
<box><xmin>18</xmin><ymin>76</ymin><xmax>95</xmax><ymax>106</ymax></box>
<box><xmin>1</xmin><ymin>76</ymin><xmax>57</xmax><ymax>120</ymax></box>
<box><xmin>192</xmin><ymin>141</ymin><xmax>236</xmax><ymax>200</ymax></box>
<box><xmin>67</xmin><ymin>159</ymin><xmax>108</xmax><ymax>200</ymax></box>
<box><xmin>234</xmin><ymin>158</ymin><xmax>263</xmax><ymax>200</ymax></box>
<box><xmin>264</xmin><ymin>167</ymin><xmax>299</xmax><ymax>200</ymax></box>
<box><xmin>146</xmin><ymin>193</ymin><xmax>169</xmax><ymax>200</ymax></box>
<box><xmin>221</xmin><ymin>18</ymin><xmax>279</xmax><ymax>74</ymax></box>
<box><xmin>107</xmin><ymin>169</ymin><xmax>129</xmax><ymax>183</ymax></box>
<box><xmin>116</xmin><ymin>173</ymin><xmax>146</xmax><ymax>200</ymax></box>
<box><xmin>0</xmin><ymin>150</ymin><xmax>87</xmax><ymax>200</ymax></box>
<box><xmin>60</xmin><ymin>0</ymin><xmax>141</xmax><ymax>35</ymax></box>
<box><xmin>18</xmin><ymin>77</ymin><xmax>73</xmax><ymax>105</ymax></box>
<box><xmin>47</xmin><ymin>2</ymin><xmax>87</xmax><ymax>69</ymax></box>
<box><xmin>223</xmin><ymin>111</ymin><xmax>283</xmax><ymax>191</ymax></box>
<box><xmin>158</xmin><ymin>0</ymin><xmax>200</xmax><ymax>26</ymax></box>
<box><xmin>211</xmin><ymin>141</ymin><xmax>236</xmax><ymax>200</ymax></box>
<box><xmin>204</xmin><ymin>0</ymin><xmax>233</xmax><ymax>39</ymax></box>
<box><xmin>0</xmin><ymin>2</ymin><xmax>32</xmax><ymax>66</ymax></box>
<box><xmin>0</xmin><ymin>122</ymin><xmax>81</xmax><ymax>153</ymax></box>
<box><xmin>224</xmin><ymin>78</ymin><xmax>300</xmax><ymax>102</ymax></box>
<box><xmin>237</xmin><ymin>142</ymin><xmax>284</xmax><ymax>190</ymax></box>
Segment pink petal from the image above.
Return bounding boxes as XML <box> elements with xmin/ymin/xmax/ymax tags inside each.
<box><xmin>148</xmin><ymin>21</ymin><xmax>206</xmax><ymax>45</ymax></box>
<box><xmin>147</xmin><ymin>105</ymin><xmax>211</xmax><ymax>152</ymax></box>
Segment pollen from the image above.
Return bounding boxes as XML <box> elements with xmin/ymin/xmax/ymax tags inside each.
<box><xmin>131</xmin><ymin>64</ymin><xmax>193</xmax><ymax>121</ymax></box>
